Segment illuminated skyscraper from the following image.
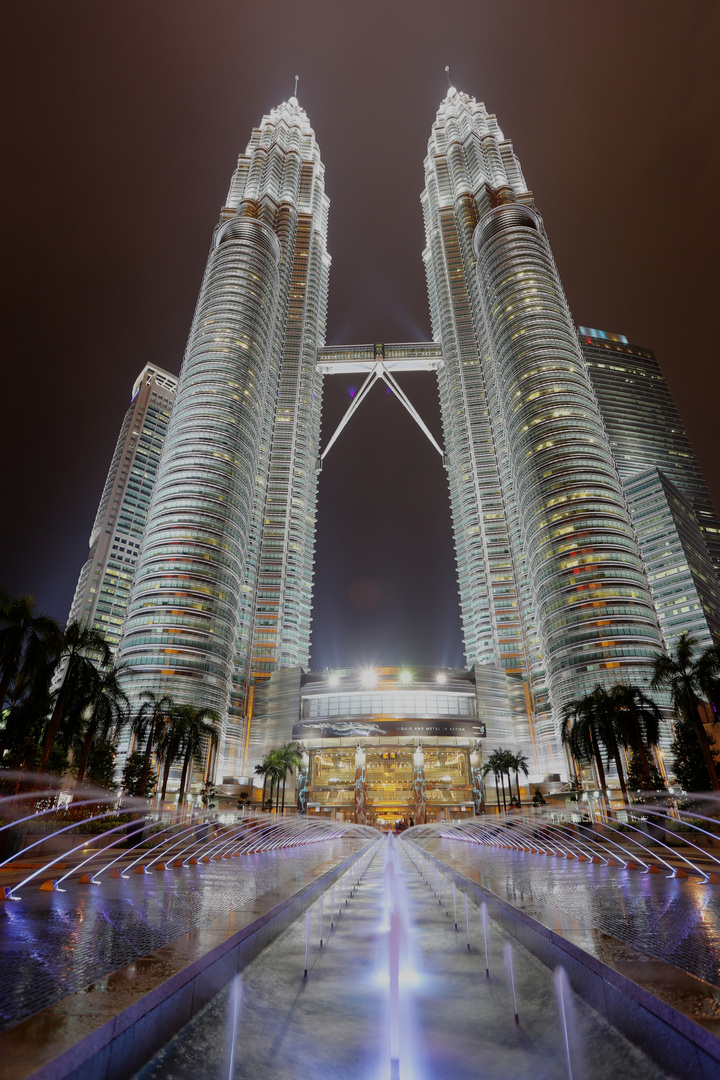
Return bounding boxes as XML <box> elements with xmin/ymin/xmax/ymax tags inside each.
<box><xmin>66</xmin><ymin>364</ymin><xmax>177</xmax><ymax>650</ymax></box>
<box><xmin>421</xmin><ymin>87</ymin><xmax>664</xmax><ymax>769</ymax></box>
<box><xmin>117</xmin><ymin>95</ymin><xmax>330</xmax><ymax>774</ymax></box>
<box><xmin>108</xmin><ymin>86</ymin><xmax>720</xmax><ymax>795</ymax></box>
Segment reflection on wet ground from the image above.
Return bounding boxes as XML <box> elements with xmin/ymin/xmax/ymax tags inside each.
<box><xmin>419</xmin><ymin>837</ymin><xmax>720</xmax><ymax>995</ymax></box>
<box><xmin>0</xmin><ymin>841</ymin><xmax>351</xmax><ymax>1030</ymax></box>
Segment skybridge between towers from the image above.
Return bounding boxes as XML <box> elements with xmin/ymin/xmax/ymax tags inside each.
<box><xmin>316</xmin><ymin>342</ymin><xmax>447</xmax><ymax>466</ymax></box>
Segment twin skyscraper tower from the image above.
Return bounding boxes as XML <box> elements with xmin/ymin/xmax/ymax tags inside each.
<box><xmin>105</xmin><ymin>85</ymin><xmax>717</xmax><ymax>781</ymax></box>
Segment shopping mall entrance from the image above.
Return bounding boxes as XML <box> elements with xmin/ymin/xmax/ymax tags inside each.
<box><xmin>298</xmin><ymin>742</ymin><xmax>483</xmax><ymax>826</ymax></box>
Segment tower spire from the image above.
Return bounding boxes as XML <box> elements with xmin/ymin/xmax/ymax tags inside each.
<box><xmin>445</xmin><ymin>65</ymin><xmax>451</xmax><ymax>89</ymax></box>
<box><xmin>294</xmin><ymin>74</ymin><xmax>299</xmax><ymax>99</ymax></box>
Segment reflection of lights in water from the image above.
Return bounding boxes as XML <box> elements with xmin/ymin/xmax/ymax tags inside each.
<box><xmin>375</xmin><ymin>966</ymin><xmax>422</xmax><ymax>988</ymax></box>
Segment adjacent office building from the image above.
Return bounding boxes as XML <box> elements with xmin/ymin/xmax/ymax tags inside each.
<box><xmin>581</xmin><ymin>329</ymin><xmax>720</xmax><ymax>574</ymax></box>
<box><xmin>624</xmin><ymin>468</ymin><xmax>720</xmax><ymax>652</ymax></box>
<box><xmin>66</xmin><ymin>364</ymin><xmax>177</xmax><ymax>650</ymax></box>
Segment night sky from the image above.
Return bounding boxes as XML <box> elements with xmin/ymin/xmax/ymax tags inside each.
<box><xmin>2</xmin><ymin>1</ymin><xmax>719</xmax><ymax>672</ymax></box>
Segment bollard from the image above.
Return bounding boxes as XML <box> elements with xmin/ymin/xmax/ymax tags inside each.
<box><xmin>453</xmin><ymin>881</ymin><xmax>458</xmax><ymax>931</ymax></box>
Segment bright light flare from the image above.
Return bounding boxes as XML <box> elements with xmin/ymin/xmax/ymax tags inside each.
<box><xmin>435</xmin><ymin>672</ymin><xmax>447</xmax><ymax>684</ymax></box>
<box><xmin>361</xmin><ymin>667</ymin><xmax>377</xmax><ymax>687</ymax></box>
<box><xmin>399</xmin><ymin>670</ymin><xmax>412</xmax><ymax>684</ymax></box>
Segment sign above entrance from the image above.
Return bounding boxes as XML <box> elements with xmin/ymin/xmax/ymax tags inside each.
<box><xmin>292</xmin><ymin>716</ymin><xmax>487</xmax><ymax>740</ymax></box>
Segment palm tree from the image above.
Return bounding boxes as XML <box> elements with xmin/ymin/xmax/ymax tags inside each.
<box><xmin>508</xmin><ymin>752</ymin><xmax>529</xmax><ymax>808</ymax></box>
<box><xmin>651</xmin><ymin>632</ymin><xmax>719</xmax><ymax>791</ymax></box>
<box><xmin>74</xmin><ymin>662</ymin><xmax>129</xmax><ymax>785</ymax></box>
<box><xmin>174</xmin><ymin>704</ymin><xmax>220</xmax><ymax>809</ymax></box>
<box><xmin>562</xmin><ymin>690</ymin><xmax>615</xmax><ymax>814</ymax></box>
<box><xmin>131</xmin><ymin>691</ymin><xmax>174</xmax><ymax>799</ymax></box>
<box><xmin>254</xmin><ymin>756</ymin><xmax>272</xmax><ymax>809</ymax></box>
<box><xmin>265</xmin><ymin>749</ymin><xmax>285</xmax><ymax>814</ymax></box>
<box><xmin>610</xmin><ymin>684</ymin><xmax>662</xmax><ymax>791</ymax></box>
<box><xmin>485</xmin><ymin>749</ymin><xmax>508</xmax><ymax>812</ymax></box>
<box><xmin>38</xmin><ymin>622</ymin><xmax>112</xmax><ymax>774</ymax></box>
<box><xmin>157</xmin><ymin>709</ymin><xmax>187</xmax><ymax>807</ymax></box>
<box><xmin>499</xmin><ymin>749</ymin><xmax>517</xmax><ymax>806</ymax></box>
<box><xmin>275</xmin><ymin>741</ymin><xmax>303</xmax><ymax>813</ymax></box>
<box><xmin>481</xmin><ymin>759</ymin><xmax>501</xmax><ymax>812</ymax></box>
<box><xmin>0</xmin><ymin>590</ymin><xmax>62</xmax><ymax>717</ymax></box>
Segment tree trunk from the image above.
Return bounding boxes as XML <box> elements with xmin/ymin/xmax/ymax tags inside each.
<box><xmin>495</xmin><ymin>772</ymin><xmax>501</xmax><ymax>811</ymax></box>
<box><xmin>177</xmin><ymin>747</ymin><xmax>191</xmax><ymax>812</ymax></box>
<box><xmin>139</xmin><ymin>726</ymin><xmax>155</xmax><ymax>795</ymax></box>
<box><xmin>515</xmin><ymin>770</ymin><xmax>522</xmax><ymax>808</ymax></box>
<box><xmin>275</xmin><ymin>775</ymin><xmax>281</xmax><ymax>814</ymax></box>
<box><xmin>589</xmin><ymin>727</ymin><xmax>611</xmax><ymax>816</ymax></box>
<box><xmin>0</xmin><ymin>667</ymin><xmax>15</xmax><ymax>718</ymax></box>
<box><xmin>160</xmin><ymin>753</ymin><xmax>173</xmax><ymax>807</ymax></box>
<box><xmin>612</xmin><ymin>745</ymin><xmax>629</xmax><ymax>806</ymax></box>
<box><xmin>38</xmin><ymin>679</ymin><xmax>69</xmax><ymax>774</ymax></box>
<box><xmin>281</xmin><ymin>773</ymin><xmax>286</xmax><ymax>813</ymax></box>
<box><xmin>74</xmin><ymin>719</ymin><xmax>97</xmax><ymax>786</ymax></box>
<box><xmin>499</xmin><ymin>772</ymin><xmax>507</xmax><ymax>813</ymax></box>
<box><xmin>690</xmin><ymin>696</ymin><xmax>720</xmax><ymax>790</ymax></box>
<box><xmin>262</xmin><ymin>773</ymin><xmax>268</xmax><ymax>809</ymax></box>
<box><xmin>632</xmin><ymin>719</ymin><xmax>654</xmax><ymax>788</ymax></box>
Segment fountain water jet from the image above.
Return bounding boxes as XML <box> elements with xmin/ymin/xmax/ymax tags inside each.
<box><xmin>304</xmin><ymin>909</ymin><xmax>311</xmax><ymax>978</ymax></box>
<box><xmin>226</xmin><ymin>976</ymin><xmax>242</xmax><ymax>1080</ymax></box>
<box><xmin>481</xmin><ymin>902</ymin><xmax>489</xmax><ymax>977</ymax></box>
<box><xmin>554</xmin><ymin>966</ymin><xmax>584</xmax><ymax>1080</ymax></box>
<box><xmin>319</xmin><ymin>894</ymin><xmax>324</xmax><ymax>948</ymax></box>
<box><xmin>505</xmin><ymin>942</ymin><xmax>519</xmax><ymax>1024</ymax></box>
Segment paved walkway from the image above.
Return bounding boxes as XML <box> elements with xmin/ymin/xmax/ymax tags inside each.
<box><xmin>416</xmin><ymin>835</ymin><xmax>720</xmax><ymax>991</ymax></box>
<box><xmin>0</xmin><ymin>840</ymin><xmax>355</xmax><ymax>1031</ymax></box>
<box><xmin>136</xmin><ymin>836</ymin><xmax>665</xmax><ymax>1080</ymax></box>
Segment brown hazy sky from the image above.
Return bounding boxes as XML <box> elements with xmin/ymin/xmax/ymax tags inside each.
<box><xmin>2</xmin><ymin>1</ymin><xmax>719</xmax><ymax>669</ymax></box>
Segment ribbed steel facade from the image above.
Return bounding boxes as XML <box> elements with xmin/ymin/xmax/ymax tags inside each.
<box><xmin>118</xmin><ymin>98</ymin><xmax>330</xmax><ymax>771</ymax></box>
<box><xmin>422</xmin><ymin>89</ymin><xmax>664</xmax><ymax>768</ymax></box>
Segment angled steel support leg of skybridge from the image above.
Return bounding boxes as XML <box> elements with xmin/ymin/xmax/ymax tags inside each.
<box><xmin>318</xmin><ymin>361</ymin><xmax>445</xmax><ymax>465</ymax></box>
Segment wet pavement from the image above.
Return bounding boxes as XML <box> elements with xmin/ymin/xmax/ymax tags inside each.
<box><xmin>416</xmin><ymin>835</ymin><xmax>720</xmax><ymax>990</ymax></box>
<box><xmin>136</xmin><ymin>836</ymin><xmax>666</xmax><ymax>1080</ymax></box>
<box><xmin>0</xmin><ymin>841</ymin><xmax>352</xmax><ymax>1031</ymax></box>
